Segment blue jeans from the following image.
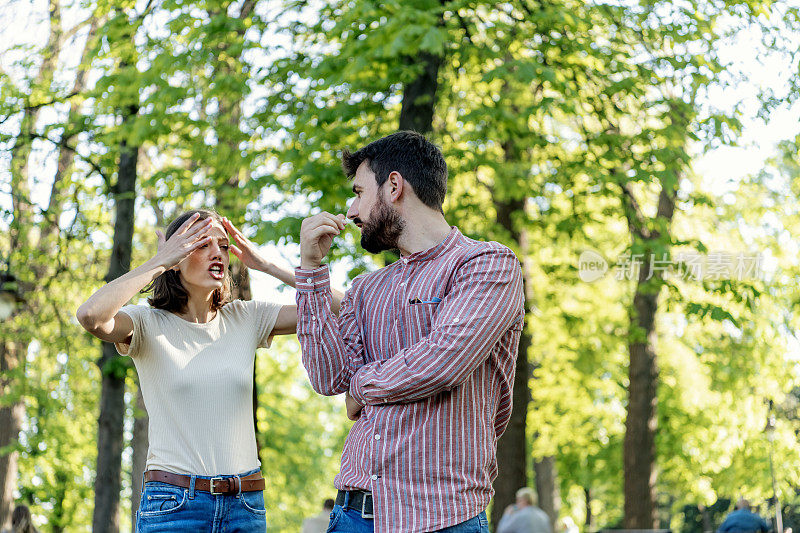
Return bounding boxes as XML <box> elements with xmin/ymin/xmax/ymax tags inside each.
<box><xmin>326</xmin><ymin>504</ymin><xmax>488</xmax><ymax>533</ymax></box>
<box><xmin>135</xmin><ymin>468</ymin><xmax>267</xmax><ymax>532</ymax></box>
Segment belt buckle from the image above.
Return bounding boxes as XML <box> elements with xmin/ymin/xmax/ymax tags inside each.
<box><xmin>361</xmin><ymin>492</ymin><xmax>373</xmax><ymax>519</ymax></box>
<box><xmin>209</xmin><ymin>477</ymin><xmax>224</xmax><ymax>495</ymax></box>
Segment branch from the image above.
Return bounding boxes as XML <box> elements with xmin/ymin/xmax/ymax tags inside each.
<box><xmin>26</xmin><ymin>90</ymin><xmax>83</xmax><ymax>113</ymax></box>
<box><xmin>24</xmin><ymin>131</ymin><xmax>112</xmax><ymax>185</ymax></box>
<box><xmin>132</xmin><ymin>0</ymin><xmax>158</xmax><ymax>24</ymax></box>
<box><xmin>63</xmin><ymin>16</ymin><xmax>93</xmax><ymax>42</ymax></box>
<box><xmin>0</xmin><ymin>90</ymin><xmax>86</xmax><ymax>128</ymax></box>
<box><xmin>620</xmin><ymin>181</ymin><xmax>650</xmax><ymax>239</ymax></box>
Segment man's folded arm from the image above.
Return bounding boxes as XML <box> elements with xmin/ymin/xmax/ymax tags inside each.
<box><xmin>296</xmin><ymin>266</ymin><xmax>365</xmax><ymax>395</ymax></box>
<box><xmin>349</xmin><ymin>249</ymin><xmax>523</xmax><ymax>405</ymax></box>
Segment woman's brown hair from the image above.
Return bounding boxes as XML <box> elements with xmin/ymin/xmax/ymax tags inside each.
<box><xmin>144</xmin><ymin>210</ymin><xmax>232</xmax><ymax>313</ymax></box>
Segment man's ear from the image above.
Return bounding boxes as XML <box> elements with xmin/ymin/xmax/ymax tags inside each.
<box><xmin>387</xmin><ymin>171</ymin><xmax>404</xmax><ymax>203</ymax></box>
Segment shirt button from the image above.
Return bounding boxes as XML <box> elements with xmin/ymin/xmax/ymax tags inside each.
<box><xmin>311</xmin><ymin>315</ymin><xmax>317</xmax><ymax>321</ymax></box>
<box><xmin>452</xmin><ymin>317</ymin><xmax>460</xmax><ymax>324</ymax></box>
<box><xmin>374</xmin><ymin>434</ymin><xmax>381</xmax><ymax>440</ymax></box>
<box><xmin>371</xmin><ymin>474</ymin><xmax>378</xmax><ymax>480</ymax></box>
<box><xmin>306</xmin><ymin>278</ymin><xmax>312</xmax><ymax>283</ymax></box>
<box><xmin>399</xmin><ymin>282</ymin><xmax>405</xmax><ymax>286</ymax></box>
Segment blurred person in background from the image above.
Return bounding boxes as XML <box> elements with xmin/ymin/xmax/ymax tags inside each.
<box><xmin>717</xmin><ymin>498</ymin><xmax>769</xmax><ymax>533</ymax></box>
<box><xmin>303</xmin><ymin>499</ymin><xmax>336</xmax><ymax>533</ymax></box>
<box><xmin>496</xmin><ymin>487</ymin><xmax>551</xmax><ymax>533</ymax></box>
<box><xmin>11</xmin><ymin>505</ymin><xmax>39</xmax><ymax>533</ymax></box>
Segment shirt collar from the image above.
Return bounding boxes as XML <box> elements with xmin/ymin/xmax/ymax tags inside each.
<box><xmin>401</xmin><ymin>227</ymin><xmax>461</xmax><ymax>264</ymax></box>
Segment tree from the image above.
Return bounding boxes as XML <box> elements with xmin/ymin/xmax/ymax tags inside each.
<box><xmin>86</xmin><ymin>3</ymin><xmax>146</xmax><ymax>529</ymax></box>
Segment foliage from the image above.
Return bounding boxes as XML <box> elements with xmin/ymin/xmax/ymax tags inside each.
<box><xmin>2</xmin><ymin>0</ymin><xmax>800</xmax><ymax>530</ymax></box>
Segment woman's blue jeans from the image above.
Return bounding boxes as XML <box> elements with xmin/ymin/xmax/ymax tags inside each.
<box><xmin>135</xmin><ymin>468</ymin><xmax>267</xmax><ymax>532</ymax></box>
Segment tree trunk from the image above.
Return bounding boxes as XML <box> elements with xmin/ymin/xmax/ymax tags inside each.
<box><xmin>622</xmin><ymin>182</ymin><xmax>676</xmax><ymax>529</ymax></box>
<box><xmin>584</xmin><ymin>487</ymin><xmax>593</xmax><ymax>531</ymax></box>
<box><xmin>623</xmin><ymin>283</ymin><xmax>659</xmax><ymax>528</ymax></box>
<box><xmin>534</xmin><ymin>456</ymin><xmax>560</xmax><ymax>528</ymax></box>
<box><xmin>0</xmin><ymin>341</ymin><xmax>24</xmax><ymax>531</ymax></box>
<box><xmin>492</xmin><ymin>319</ymin><xmax>530</xmax><ymax>528</ymax></box>
<box><xmin>700</xmin><ymin>505</ymin><xmax>712</xmax><ymax>533</ymax></box>
<box><xmin>398</xmin><ymin>51</ymin><xmax>441</xmax><ymax>133</ymax></box>
<box><xmin>93</xmin><ymin>107</ymin><xmax>138</xmax><ymax>533</ymax></box>
<box><xmin>130</xmin><ymin>384</ymin><xmax>148</xmax><ymax>526</ymax></box>
<box><xmin>491</xmin><ymin>160</ymin><xmax>555</xmax><ymax>528</ymax></box>
<box><xmin>492</xmin><ymin>197</ymin><xmax>536</xmax><ymax>528</ymax></box>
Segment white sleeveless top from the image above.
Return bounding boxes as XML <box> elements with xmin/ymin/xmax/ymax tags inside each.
<box><xmin>116</xmin><ymin>299</ymin><xmax>281</xmax><ymax>476</ymax></box>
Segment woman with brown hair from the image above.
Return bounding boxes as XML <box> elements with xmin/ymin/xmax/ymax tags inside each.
<box><xmin>76</xmin><ymin>209</ymin><xmax>344</xmax><ymax>532</ymax></box>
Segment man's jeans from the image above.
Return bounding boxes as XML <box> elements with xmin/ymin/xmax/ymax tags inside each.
<box><xmin>135</xmin><ymin>467</ymin><xmax>267</xmax><ymax>532</ymax></box>
<box><xmin>326</xmin><ymin>504</ymin><xmax>489</xmax><ymax>533</ymax></box>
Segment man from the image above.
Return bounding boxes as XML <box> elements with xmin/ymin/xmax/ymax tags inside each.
<box><xmin>496</xmin><ymin>488</ymin><xmax>551</xmax><ymax>533</ymax></box>
<box><xmin>717</xmin><ymin>498</ymin><xmax>769</xmax><ymax>533</ymax></box>
<box><xmin>295</xmin><ymin>131</ymin><xmax>524</xmax><ymax>532</ymax></box>
<box><xmin>302</xmin><ymin>499</ymin><xmax>336</xmax><ymax>533</ymax></box>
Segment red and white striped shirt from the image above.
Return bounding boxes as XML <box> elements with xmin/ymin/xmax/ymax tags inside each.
<box><xmin>295</xmin><ymin>227</ymin><xmax>524</xmax><ymax>533</ymax></box>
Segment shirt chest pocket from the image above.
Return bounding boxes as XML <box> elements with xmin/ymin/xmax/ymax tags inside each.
<box><xmin>403</xmin><ymin>302</ymin><xmax>439</xmax><ymax>346</ymax></box>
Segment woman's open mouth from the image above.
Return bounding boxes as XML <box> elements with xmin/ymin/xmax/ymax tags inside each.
<box><xmin>208</xmin><ymin>263</ymin><xmax>225</xmax><ymax>280</ymax></box>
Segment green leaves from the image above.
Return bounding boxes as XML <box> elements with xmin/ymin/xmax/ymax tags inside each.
<box><xmin>5</xmin><ymin>0</ymin><xmax>800</xmax><ymax>528</ymax></box>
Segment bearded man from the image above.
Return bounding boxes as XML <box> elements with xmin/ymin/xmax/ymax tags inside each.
<box><xmin>295</xmin><ymin>131</ymin><xmax>524</xmax><ymax>533</ymax></box>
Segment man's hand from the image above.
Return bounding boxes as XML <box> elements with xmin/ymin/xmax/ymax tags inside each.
<box><xmin>300</xmin><ymin>213</ymin><xmax>346</xmax><ymax>270</ymax></box>
<box><xmin>345</xmin><ymin>391</ymin><xmax>363</xmax><ymax>421</ymax></box>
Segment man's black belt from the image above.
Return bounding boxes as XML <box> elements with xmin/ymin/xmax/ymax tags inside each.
<box><xmin>335</xmin><ymin>489</ymin><xmax>374</xmax><ymax>519</ymax></box>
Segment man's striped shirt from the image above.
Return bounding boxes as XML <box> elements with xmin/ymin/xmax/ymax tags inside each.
<box><xmin>295</xmin><ymin>227</ymin><xmax>524</xmax><ymax>533</ymax></box>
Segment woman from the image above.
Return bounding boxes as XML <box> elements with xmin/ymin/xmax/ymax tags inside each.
<box><xmin>76</xmin><ymin>209</ymin><xmax>344</xmax><ymax>532</ymax></box>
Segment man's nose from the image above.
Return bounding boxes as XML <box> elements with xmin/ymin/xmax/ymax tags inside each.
<box><xmin>346</xmin><ymin>200</ymin><xmax>358</xmax><ymax>220</ymax></box>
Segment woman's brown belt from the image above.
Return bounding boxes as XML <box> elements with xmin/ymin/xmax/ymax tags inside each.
<box><xmin>144</xmin><ymin>469</ymin><xmax>265</xmax><ymax>495</ymax></box>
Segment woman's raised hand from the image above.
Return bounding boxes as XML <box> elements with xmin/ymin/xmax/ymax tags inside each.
<box><xmin>153</xmin><ymin>213</ymin><xmax>213</xmax><ymax>270</ymax></box>
<box><xmin>221</xmin><ymin>217</ymin><xmax>267</xmax><ymax>271</ymax></box>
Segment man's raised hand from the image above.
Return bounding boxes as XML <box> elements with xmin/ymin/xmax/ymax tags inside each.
<box><xmin>299</xmin><ymin>212</ymin><xmax>346</xmax><ymax>270</ymax></box>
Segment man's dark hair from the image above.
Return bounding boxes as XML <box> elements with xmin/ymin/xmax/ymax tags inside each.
<box><xmin>342</xmin><ymin>131</ymin><xmax>447</xmax><ymax>212</ymax></box>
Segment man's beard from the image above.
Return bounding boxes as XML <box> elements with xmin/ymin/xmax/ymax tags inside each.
<box><xmin>360</xmin><ymin>196</ymin><xmax>404</xmax><ymax>254</ymax></box>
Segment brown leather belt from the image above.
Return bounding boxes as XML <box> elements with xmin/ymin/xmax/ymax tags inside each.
<box><xmin>144</xmin><ymin>470</ymin><xmax>265</xmax><ymax>495</ymax></box>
